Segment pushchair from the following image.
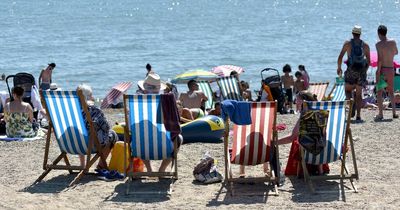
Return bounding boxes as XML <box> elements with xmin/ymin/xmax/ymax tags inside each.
<box><xmin>6</xmin><ymin>72</ymin><xmax>39</xmax><ymax>119</ymax></box>
<box><xmin>257</xmin><ymin>68</ymin><xmax>287</xmax><ymax>114</ymax></box>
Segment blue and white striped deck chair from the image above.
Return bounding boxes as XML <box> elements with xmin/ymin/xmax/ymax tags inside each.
<box><xmin>300</xmin><ymin>100</ymin><xmax>359</xmax><ymax>193</ymax></box>
<box><xmin>198</xmin><ymin>81</ymin><xmax>214</xmax><ymax>110</ymax></box>
<box><xmin>35</xmin><ymin>90</ymin><xmax>107</xmax><ymax>186</ymax></box>
<box><xmin>329</xmin><ymin>83</ymin><xmax>346</xmax><ymax>101</ymax></box>
<box><xmin>217</xmin><ymin>76</ymin><xmax>243</xmax><ymax>101</ymax></box>
<box><xmin>123</xmin><ymin>94</ymin><xmax>179</xmax><ymax>194</ymax></box>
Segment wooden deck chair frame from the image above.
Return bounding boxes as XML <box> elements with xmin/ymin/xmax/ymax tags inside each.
<box><xmin>34</xmin><ymin>90</ymin><xmax>108</xmax><ymax>186</ymax></box>
<box><xmin>327</xmin><ymin>83</ymin><xmax>346</xmax><ymax>101</ymax></box>
<box><xmin>217</xmin><ymin>76</ymin><xmax>243</xmax><ymax>101</ymax></box>
<box><xmin>123</xmin><ymin>94</ymin><xmax>178</xmax><ymax>195</ymax></box>
<box><xmin>222</xmin><ymin>101</ymin><xmax>280</xmax><ymax>196</ymax></box>
<box><xmin>198</xmin><ymin>81</ymin><xmax>214</xmax><ymax>110</ymax></box>
<box><xmin>299</xmin><ymin>100</ymin><xmax>359</xmax><ymax>194</ymax></box>
<box><xmin>309</xmin><ymin>82</ymin><xmax>329</xmax><ymax>101</ymax></box>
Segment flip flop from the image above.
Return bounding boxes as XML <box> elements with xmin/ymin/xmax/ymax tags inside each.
<box><xmin>393</xmin><ymin>114</ymin><xmax>399</xmax><ymax>119</ymax></box>
<box><xmin>374</xmin><ymin>115</ymin><xmax>384</xmax><ymax>122</ymax></box>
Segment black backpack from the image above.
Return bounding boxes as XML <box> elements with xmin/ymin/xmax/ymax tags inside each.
<box><xmin>348</xmin><ymin>39</ymin><xmax>366</xmax><ymax>70</ymax></box>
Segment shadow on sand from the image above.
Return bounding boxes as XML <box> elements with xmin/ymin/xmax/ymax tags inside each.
<box><xmin>104</xmin><ymin>178</ymin><xmax>174</xmax><ymax>203</ymax></box>
<box><xmin>21</xmin><ymin>174</ymin><xmax>98</xmax><ymax>194</ymax></box>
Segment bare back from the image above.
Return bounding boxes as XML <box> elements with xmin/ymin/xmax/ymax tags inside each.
<box><xmin>376</xmin><ymin>39</ymin><xmax>398</xmax><ymax>68</ymax></box>
<box><xmin>281</xmin><ymin>75</ymin><xmax>294</xmax><ymax>89</ymax></box>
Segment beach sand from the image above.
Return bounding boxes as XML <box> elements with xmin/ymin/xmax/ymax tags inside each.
<box><xmin>1</xmin><ymin>108</ymin><xmax>399</xmax><ymax>209</ymax></box>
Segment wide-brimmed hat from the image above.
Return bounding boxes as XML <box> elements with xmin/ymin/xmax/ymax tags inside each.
<box><xmin>352</xmin><ymin>25</ymin><xmax>362</xmax><ymax>35</ymax></box>
<box><xmin>137</xmin><ymin>73</ymin><xmax>167</xmax><ymax>92</ymax></box>
<box><xmin>50</xmin><ymin>83</ymin><xmax>58</xmax><ymax>90</ymax></box>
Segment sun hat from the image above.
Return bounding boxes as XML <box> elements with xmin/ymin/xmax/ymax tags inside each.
<box><xmin>137</xmin><ymin>73</ymin><xmax>166</xmax><ymax>93</ymax></box>
<box><xmin>352</xmin><ymin>25</ymin><xmax>362</xmax><ymax>35</ymax></box>
<box><xmin>50</xmin><ymin>83</ymin><xmax>58</xmax><ymax>90</ymax></box>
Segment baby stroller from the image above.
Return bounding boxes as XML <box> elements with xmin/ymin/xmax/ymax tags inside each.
<box><xmin>258</xmin><ymin>68</ymin><xmax>287</xmax><ymax>114</ymax></box>
<box><xmin>6</xmin><ymin>72</ymin><xmax>39</xmax><ymax>119</ymax></box>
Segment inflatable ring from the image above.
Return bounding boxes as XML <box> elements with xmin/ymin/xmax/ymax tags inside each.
<box><xmin>181</xmin><ymin>115</ymin><xmax>224</xmax><ymax>144</ymax></box>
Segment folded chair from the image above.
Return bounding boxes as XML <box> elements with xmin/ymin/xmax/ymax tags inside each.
<box><xmin>309</xmin><ymin>82</ymin><xmax>329</xmax><ymax>101</ymax></box>
<box><xmin>217</xmin><ymin>76</ymin><xmax>243</xmax><ymax>101</ymax></box>
<box><xmin>300</xmin><ymin>100</ymin><xmax>359</xmax><ymax>194</ymax></box>
<box><xmin>34</xmin><ymin>90</ymin><xmax>108</xmax><ymax>186</ymax></box>
<box><xmin>198</xmin><ymin>81</ymin><xmax>214</xmax><ymax>110</ymax></box>
<box><xmin>123</xmin><ymin>94</ymin><xmax>179</xmax><ymax>195</ymax></box>
<box><xmin>222</xmin><ymin>101</ymin><xmax>280</xmax><ymax>196</ymax></box>
<box><xmin>328</xmin><ymin>83</ymin><xmax>346</xmax><ymax>101</ymax></box>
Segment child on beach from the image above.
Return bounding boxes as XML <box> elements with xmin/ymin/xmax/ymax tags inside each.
<box><xmin>298</xmin><ymin>65</ymin><xmax>310</xmax><ymax>90</ymax></box>
<box><xmin>294</xmin><ymin>71</ymin><xmax>306</xmax><ymax>112</ymax></box>
<box><xmin>38</xmin><ymin>63</ymin><xmax>56</xmax><ymax>90</ymax></box>
<box><xmin>208</xmin><ymin>102</ymin><xmax>221</xmax><ymax>116</ymax></box>
<box><xmin>281</xmin><ymin>64</ymin><xmax>295</xmax><ymax>113</ymax></box>
<box><xmin>240</xmin><ymin>81</ymin><xmax>253</xmax><ymax>101</ymax></box>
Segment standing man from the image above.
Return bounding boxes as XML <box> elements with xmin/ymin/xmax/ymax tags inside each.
<box><xmin>337</xmin><ymin>25</ymin><xmax>370</xmax><ymax>122</ymax></box>
<box><xmin>38</xmin><ymin>63</ymin><xmax>56</xmax><ymax>90</ymax></box>
<box><xmin>375</xmin><ymin>25</ymin><xmax>398</xmax><ymax>120</ymax></box>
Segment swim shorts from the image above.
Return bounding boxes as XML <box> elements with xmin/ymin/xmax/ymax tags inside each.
<box><xmin>285</xmin><ymin>88</ymin><xmax>293</xmax><ymax>102</ymax></box>
<box><xmin>344</xmin><ymin>65</ymin><xmax>367</xmax><ymax>86</ymax></box>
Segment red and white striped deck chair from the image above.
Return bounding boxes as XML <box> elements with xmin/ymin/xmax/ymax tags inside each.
<box><xmin>308</xmin><ymin>82</ymin><xmax>329</xmax><ymax>101</ymax></box>
<box><xmin>222</xmin><ymin>101</ymin><xmax>280</xmax><ymax>196</ymax></box>
<box><xmin>100</xmin><ymin>82</ymin><xmax>132</xmax><ymax>109</ymax></box>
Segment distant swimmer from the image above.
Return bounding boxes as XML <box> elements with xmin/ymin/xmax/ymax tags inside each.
<box><xmin>337</xmin><ymin>25</ymin><xmax>370</xmax><ymax>122</ymax></box>
<box><xmin>39</xmin><ymin>63</ymin><xmax>56</xmax><ymax>90</ymax></box>
<box><xmin>375</xmin><ymin>25</ymin><xmax>398</xmax><ymax>121</ymax></box>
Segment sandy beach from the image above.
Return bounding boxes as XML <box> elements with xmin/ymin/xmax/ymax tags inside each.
<box><xmin>0</xmin><ymin>108</ymin><xmax>399</xmax><ymax>209</ymax></box>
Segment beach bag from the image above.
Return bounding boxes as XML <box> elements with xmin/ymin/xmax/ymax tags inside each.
<box><xmin>193</xmin><ymin>153</ymin><xmax>223</xmax><ymax>184</ymax></box>
<box><xmin>299</xmin><ymin>110</ymin><xmax>329</xmax><ymax>155</ymax></box>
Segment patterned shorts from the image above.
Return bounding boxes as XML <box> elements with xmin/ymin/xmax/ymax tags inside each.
<box><xmin>344</xmin><ymin>66</ymin><xmax>367</xmax><ymax>86</ymax></box>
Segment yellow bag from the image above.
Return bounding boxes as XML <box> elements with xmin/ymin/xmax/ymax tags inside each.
<box><xmin>109</xmin><ymin>141</ymin><xmax>144</xmax><ymax>173</ymax></box>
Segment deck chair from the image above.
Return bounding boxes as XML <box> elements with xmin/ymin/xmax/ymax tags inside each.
<box><xmin>198</xmin><ymin>81</ymin><xmax>214</xmax><ymax>110</ymax></box>
<box><xmin>217</xmin><ymin>76</ymin><xmax>243</xmax><ymax>101</ymax></box>
<box><xmin>328</xmin><ymin>83</ymin><xmax>346</xmax><ymax>101</ymax></box>
<box><xmin>123</xmin><ymin>94</ymin><xmax>179</xmax><ymax>195</ymax></box>
<box><xmin>309</xmin><ymin>82</ymin><xmax>329</xmax><ymax>101</ymax></box>
<box><xmin>34</xmin><ymin>90</ymin><xmax>108</xmax><ymax>186</ymax></box>
<box><xmin>222</xmin><ymin>101</ymin><xmax>280</xmax><ymax>196</ymax></box>
<box><xmin>300</xmin><ymin>100</ymin><xmax>359</xmax><ymax>194</ymax></box>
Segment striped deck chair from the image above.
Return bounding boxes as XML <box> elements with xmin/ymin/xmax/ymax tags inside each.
<box><xmin>197</xmin><ymin>81</ymin><xmax>214</xmax><ymax>110</ymax></box>
<box><xmin>300</xmin><ymin>100</ymin><xmax>359</xmax><ymax>194</ymax></box>
<box><xmin>100</xmin><ymin>81</ymin><xmax>132</xmax><ymax>109</ymax></box>
<box><xmin>123</xmin><ymin>94</ymin><xmax>179</xmax><ymax>195</ymax></box>
<box><xmin>328</xmin><ymin>83</ymin><xmax>346</xmax><ymax>101</ymax></box>
<box><xmin>222</xmin><ymin>101</ymin><xmax>280</xmax><ymax>196</ymax></box>
<box><xmin>34</xmin><ymin>90</ymin><xmax>107</xmax><ymax>186</ymax></box>
<box><xmin>217</xmin><ymin>76</ymin><xmax>243</xmax><ymax>101</ymax></box>
<box><xmin>309</xmin><ymin>82</ymin><xmax>329</xmax><ymax>101</ymax></box>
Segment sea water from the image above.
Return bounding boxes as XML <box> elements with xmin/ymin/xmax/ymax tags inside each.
<box><xmin>1</xmin><ymin>0</ymin><xmax>400</xmax><ymax>98</ymax></box>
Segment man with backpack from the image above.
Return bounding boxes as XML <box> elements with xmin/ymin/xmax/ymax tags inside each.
<box><xmin>337</xmin><ymin>25</ymin><xmax>371</xmax><ymax>122</ymax></box>
<box><xmin>375</xmin><ymin>25</ymin><xmax>399</xmax><ymax>121</ymax></box>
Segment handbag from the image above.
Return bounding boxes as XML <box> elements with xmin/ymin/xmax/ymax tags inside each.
<box><xmin>299</xmin><ymin>110</ymin><xmax>329</xmax><ymax>155</ymax></box>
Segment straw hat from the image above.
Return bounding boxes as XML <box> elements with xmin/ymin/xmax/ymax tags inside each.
<box><xmin>352</xmin><ymin>25</ymin><xmax>362</xmax><ymax>35</ymax></box>
<box><xmin>137</xmin><ymin>73</ymin><xmax>167</xmax><ymax>93</ymax></box>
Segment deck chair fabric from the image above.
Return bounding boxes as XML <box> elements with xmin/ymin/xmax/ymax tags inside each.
<box><xmin>123</xmin><ymin>94</ymin><xmax>179</xmax><ymax>195</ymax></box>
<box><xmin>198</xmin><ymin>81</ymin><xmax>214</xmax><ymax>110</ymax></box>
<box><xmin>35</xmin><ymin>90</ymin><xmax>106</xmax><ymax>186</ymax></box>
<box><xmin>329</xmin><ymin>83</ymin><xmax>346</xmax><ymax>101</ymax></box>
<box><xmin>223</xmin><ymin>101</ymin><xmax>279</xmax><ymax>195</ymax></box>
<box><xmin>217</xmin><ymin>76</ymin><xmax>243</xmax><ymax>101</ymax></box>
<box><xmin>100</xmin><ymin>82</ymin><xmax>132</xmax><ymax>109</ymax></box>
<box><xmin>308</xmin><ymin>82</ymin><xmax>329</xmax><ymax>101</ymax></box>
<box><xmin>300</xmin><ymin>100</ymin><xmax>359</xmax><ymax>193</ymax></box>
<box><xmin>125</xmin><ymin>94</ymin><xmax>174</xmax><ymax>160</ymax></box>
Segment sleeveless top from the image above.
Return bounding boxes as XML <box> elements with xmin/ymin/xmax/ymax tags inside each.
<box><xmin>4</xmin><ymin>104</ymin><xmax>36</xmax><ymax>138</ymax></box>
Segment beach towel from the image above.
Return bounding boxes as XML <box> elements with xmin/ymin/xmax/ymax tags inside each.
<box><xmin>0</xmin><ymin>128</ymin><xmax>46</xmax><ymax>142</ymax></box>
<box><xmin>221</xmin><ymin>100</ymin><xmax>251</xmax><ymax>125</ymax></box>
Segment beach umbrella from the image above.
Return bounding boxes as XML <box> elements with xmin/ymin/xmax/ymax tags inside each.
<box><xmin>211</xmin><ymin>65</ymin><xmax>244</xmax><ymax>77</ymax></box>
<box><xmin>100</xmin><ymin>81</ymin><xmax>132</xmax><ymax>109</ymax></box>
<box><xmin>171</xmin><ymin>69</ymin><xmax>218</xmax><ymax>84</ymax></box>
<box><xmin>344</xmin><ymin>51</ymin><xmax>400</xmax><ymax>68</ymax></box>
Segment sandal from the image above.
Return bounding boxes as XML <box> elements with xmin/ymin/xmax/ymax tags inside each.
<box><xmin>393</xmin><ymin>114</ymin><xmax>399</xmax><ymax>119</ymax></box>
